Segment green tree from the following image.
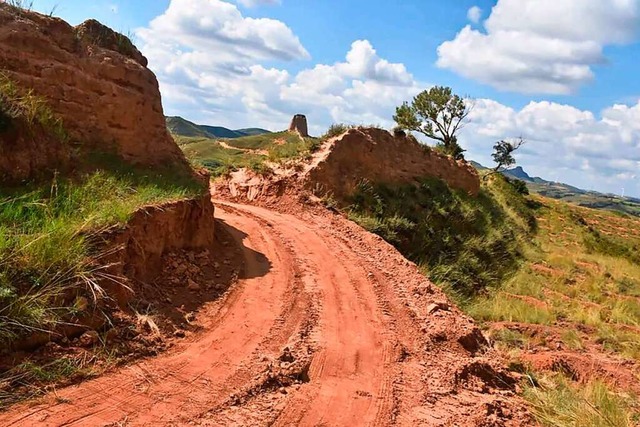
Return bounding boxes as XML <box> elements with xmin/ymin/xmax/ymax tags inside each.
<box><xmin>393</xmin><ymin>86</ymin><xmax>470</xmax><ymax>159</ymax></box>
<box><xmin>492</xmin><ymin>137</ymin><xmax>525</xmax><ymax>172</ymax></box>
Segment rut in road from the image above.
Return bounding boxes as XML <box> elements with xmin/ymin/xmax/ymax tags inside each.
<box><xmin>0</xmin><ymin>201</ymin><xmax>527</xmax><ymax>427</ymax></box>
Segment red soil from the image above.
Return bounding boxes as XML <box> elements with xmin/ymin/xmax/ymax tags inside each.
<box><xmin>0</xmin><ymin>199</ymin><xmax>530</xmax><ymax>426</ymax></box>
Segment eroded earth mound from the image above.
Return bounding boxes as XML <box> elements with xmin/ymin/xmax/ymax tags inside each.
<box><xmin>308</xmin><ymin>127</ymin><xmax>480</xmax><ymax>200</ymax></box>
<box><xmin>0</xmin><ymin>3</ymin><xmax>187</xmax><ymax>178</ymax></box>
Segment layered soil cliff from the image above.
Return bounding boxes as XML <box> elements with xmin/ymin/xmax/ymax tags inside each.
<box><xmin>308</xmin><ymin>127</ymin><xmax>480</xmax><ymax>200</ymax></box>
<box><xmin>0</xmin><ymin>3</ymin><xmax>188</xmax><ymax>179</ymax></box>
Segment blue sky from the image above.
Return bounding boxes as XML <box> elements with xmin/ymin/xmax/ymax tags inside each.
<box><xmin>29</xmin><ymin>0</ymin><xmax>640</xmax><ymax>197</ymax></box>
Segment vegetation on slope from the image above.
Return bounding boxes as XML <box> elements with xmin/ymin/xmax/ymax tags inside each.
<box><xmin>523</xmin><ymin>375</ymin><xmax>638</xmax><ymax>427</ymax></box>
<box><xmin>175</xmin><ymin>131</ymin><xmax>321</xmax><ymax>176</ymax></box>
<box><xmin>0</xmin><ymin>159</ymin><xmax>204</xmax><ymax>346</ymax></box>
<box><xmin>0</xmin><ymin>79</ymin><xmax>205</xmax><ymax>349</ymax></box>
<box><xmin>0</xmin><ymin>74</ymin><xmax>66</xmax><ymax>140</ymax></box>
<box><xmin>467</xmin><ymin>198</ymin><xmax>640</xmax><ymax>424</ymax></box>
<box><xmin>472</xmin><ymin>198</ymin><xmax>640</xmax><ymax>357</ymax></box>
<box><xmin>347</xmin><ymin>174</ymin><xmax>536</xmax><ymax>297</ymax></box>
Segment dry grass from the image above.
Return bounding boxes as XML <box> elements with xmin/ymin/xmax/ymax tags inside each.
<box><xmin>523</xmin><ymin>374</ymin><xmax>639</xmax><ymax>427</ymax></box>
<box><xmin>466</xmin><ymin>197</ymin><xmax>640</xmax><ymax>358</ymax></box>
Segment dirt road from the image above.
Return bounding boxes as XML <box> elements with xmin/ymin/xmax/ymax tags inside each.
<box><xmin>0</xmin><ymin>201</ymin><xmax>527</xmax><ymax>426</ymax></box>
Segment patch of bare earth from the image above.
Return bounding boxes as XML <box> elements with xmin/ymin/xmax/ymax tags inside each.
<box><xmin>487</xmin><ymin>321</ymin><xmax>640</xmax><ymax>396</ymax></box>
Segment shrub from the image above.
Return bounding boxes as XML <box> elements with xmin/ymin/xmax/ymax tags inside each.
<box><xmin>392</xmin><ymin>126</ymin><xmax>406</xmax><ymax>138</ymax></box>
<box><xmin>510</xmin><ymin>179</ymin><xmax>530</xmax><ymax>195</ymax></box>
<box><xmin>323</xmin><ymin>123</ymin><xmax>350</xmax><ymax>139</ymax></box>
<box><xmin>347</xmin><ymin>174</ymin><xmax>534</xmax><ymax>296</ymax></box>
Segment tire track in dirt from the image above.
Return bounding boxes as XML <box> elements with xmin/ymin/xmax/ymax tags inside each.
<box><xmin>235</xmin><ymin>203</ymin><xmax>396</xmax><ymax>427</ymax></box>
<box><xmin>0</xmin><ymin>205</ymin><xmax>307</xmax><ymax>426</ymax></box>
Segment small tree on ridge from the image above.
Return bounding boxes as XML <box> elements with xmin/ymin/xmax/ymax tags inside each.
<box><xmin>393</xmin><ymin>86</ymin><xmax>470</xmax><ymax>159</ymax></box>
<box><xmin>492</xmin><ymin>137</ymin><xmax>525</xmax><ymax>173</ymax></box>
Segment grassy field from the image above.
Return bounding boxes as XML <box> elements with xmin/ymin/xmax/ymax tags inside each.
<box><xmin>175</xmin><ymin>131</ymin><xmax>321</xmax><ymax>176</ymax></box>
<box><xmin>468</xmin><ymin>197</ymin><xmax>640</xmax><ymax>358</ymax></box>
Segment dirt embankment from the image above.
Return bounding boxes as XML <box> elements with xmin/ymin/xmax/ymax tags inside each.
<box><xmin>102</xmin><ymin>194</ymin><xmax>216</xmax><ymax>306</ymax></box>
<box><xmin>0</xmin><ymin>4</ymin><xmax>188</xmax><ymax>180</ymax></box>
<box><xmin>307</xmin><ymin>128</ymin><xmax>480</xmax><ymax>200</ymax></box>
<box><xmin>214</xmin><ymin>127</ymin><xmax>481</xmax><ymax>203</ymax></box>
<box><xmin>0</xmin><ymin>6</ymin><xmax>216</xmax><ymax>353</ymax></box>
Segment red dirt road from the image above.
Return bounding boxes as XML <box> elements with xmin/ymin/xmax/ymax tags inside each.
<box><xmin>0</xmin><ymin>201</ymin><xmax>527</xmax><ymax>426</ymax></box>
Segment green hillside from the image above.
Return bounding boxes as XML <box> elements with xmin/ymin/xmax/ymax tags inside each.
<box><xmin>166</xmin><ymin>116</ymin><xmax>271</xmax><ymax>139</ymax></box>
<box><xmin>175</xmin><ymin>131</ymin><xmax>320</xmax><ymax>176</ymax></box>
<box><xmin>470</xmin><ymin>162</ymin><xmax>640</xmax><ymax>218</ymax></box>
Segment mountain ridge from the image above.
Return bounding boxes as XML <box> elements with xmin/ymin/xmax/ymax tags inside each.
<box><xmin>166</xmin><ymin>116</ymin><xmax>271</xmax><ymax>139</ymax></box>
<box><xmin>470</xmin><ymin>161</ymin><xmax>640</xmax><ymax>216</ymax></box>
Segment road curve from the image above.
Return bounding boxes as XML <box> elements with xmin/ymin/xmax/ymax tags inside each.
<box><xmin>0</xmin><ymin>201</ymin><xmax>526</xmax><ymax>427</ymax></box>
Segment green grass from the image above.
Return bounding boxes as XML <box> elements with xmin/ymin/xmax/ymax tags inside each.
<box><xmin>469</xmin><ymin>297</ymin><xmax>556</xmax><ymax>324</ymax></box>
<box><xmin>267</xmin><ymin>135</ymin><xmax>321</xmax><ymax>162</ymax></box>
<box><xmin>0</xmin><ymin>74</ymin><xmax>66</xmax><ymax>140</ymax></box>
<box><xmin>0</xmin><ymin>160</ymin><xmax>204</xmax><ymax>346</ymax></box>
<box><xmin>453</xmin><ymin>192</ymin><xmax>640</xmax><ymax>422</ymax></box>
<box><xmin>178</xmin><ymin>137</ymin><xmax>264</xmax><ymax>176</ymax></box>
<box><xmin>220</xmin><ymin>131</ymin><xmax>296</xmax><ymax>150</ymax></box>
<box><xmin>177</xmin><ymin>131</ymin><xmax>321</xmax><ymax>176</ymax></box>
<box><xmin>322</xmin><ymin>123</ymin><xmax>351</xmax><ymax>139</ymax></box>
<box><xmin>346</xmin><ymin>174</ymin><xmax>535</xmax><ymax>297</ymax></box>
<box><xmin>463</xmin><ymin>196</ymin><xmax>640</xmax><ymax>357</ymax></box>
<box><xmin>524</xmin><ymin>374</ymin><xmax>639</xmax><ymax>427</ymax></box>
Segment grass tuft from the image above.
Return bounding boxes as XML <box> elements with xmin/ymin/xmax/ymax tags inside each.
<box><xmin>0</xmin><ymin>162</ymin><xmax>204</xmax><ymax>346</ymax></box>
<box><xmin>524</xmin><ymin>374</ymin><xmax>639</xmax><ymax>427</ymax></box>
<box><xmin>0</xmin><ymin>74</ymin><xmax>67</xmax><ymax>140</ymax></box>
<box><xmin>322</xmin><ymin>123</ymin><xmax>351</xmax><ymax>139</ymax></box>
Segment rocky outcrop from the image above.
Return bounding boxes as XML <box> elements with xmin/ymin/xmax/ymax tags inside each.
<box><xmin>0</xmin><ymin>4</ymin><xmax>187</xmax><ymax>171</ymax></box>
<box><xmin>288</xmin><ymin>114</ymin><xmax>309</xmax><ymax>137</ymax></box>
<box><xmin>307</xmin><ymin>127</ymin><xmax>480</xmax><ymax>200</ymax></box>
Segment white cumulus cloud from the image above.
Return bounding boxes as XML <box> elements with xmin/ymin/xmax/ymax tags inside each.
<box><xmin>236</xmin><ymin>0</ymin><xmax>281</xmax><ymax>7</ymax></box>
<box><xmin>437</xmin><ymin>0</ymin><xmax>640</xmax><ymax>94</ymax></box>
<box><xmin>138</xmin><ymin>1</ymin><xmax>423</xmax><ymax>134</ymax></box>
<box><xmin>138</xmin><ymin>0</ymin><xmax>308</xmax><ymax>64</ymax></box>
<box><xmin>461</xmin><ymin>98</ymin><xmax>640</xmax><ymax>196</ymax></box>
<box><xmin>467</xmin><ymin>6</ymin><xmax>482</xmax><ymax>24</ymax></box>
<box><xmin>137</xmin><ymin>0</ymin><xmax>640</xmax><ymax>197</ymax></box>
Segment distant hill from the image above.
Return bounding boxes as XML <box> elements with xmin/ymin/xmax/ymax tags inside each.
<box><xmin>470</xmin><ymin>161</ymin><xmax>640</xmax><ymax>217</ymax></box>
<box><xmin>503</xmin><ymin>166</ymin><xmax>531</xmax><ymax>181</ymax></box>
<box><xmin>166</xmin><ymin>116</ymin><xmax>271</xmax><ymax>139</ymax></box>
